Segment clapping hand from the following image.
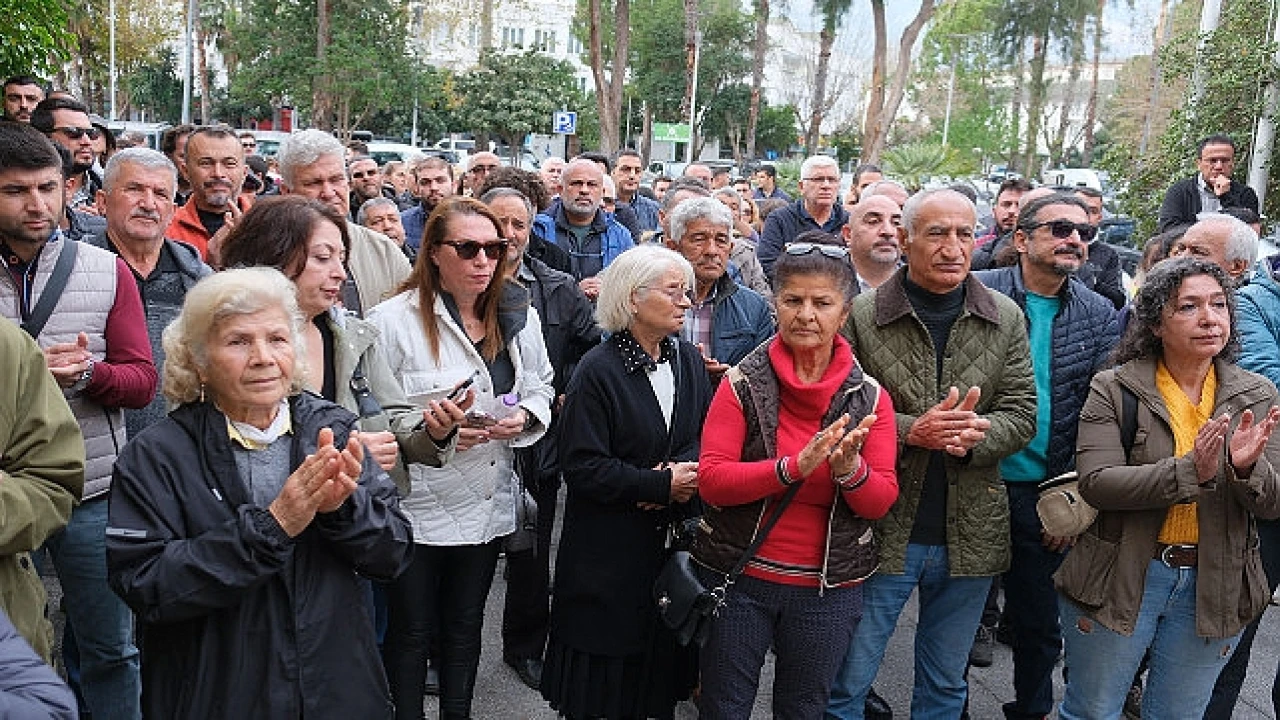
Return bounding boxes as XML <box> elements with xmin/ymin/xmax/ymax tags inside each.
<box><xmin>1229</xmin><ymin>406</ymin><xmax>1280</xmax><ymax>478</ymax></box>
<box><xmin>906</xmin><ymin>386</ymin><xmax>991</xmax><ymax>457</ymax></box>
<box><xmin>269</xmin><ymin>428</ymin><xmax>362</xmax><ymax>536</ymax></box>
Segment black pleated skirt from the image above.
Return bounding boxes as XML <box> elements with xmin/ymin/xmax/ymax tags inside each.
<box><xmin>541</xmin><ymin>626</ymin><xmax>697</xmax><ymax>720</ymax></box>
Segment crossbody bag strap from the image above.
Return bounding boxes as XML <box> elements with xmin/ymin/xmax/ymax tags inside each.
<box><xmin>22</xmin><ymin>240</ymin><xmax>78</xmax><ymax>339</ymax></box>
<box><xmin>726</xmin><ymin>480</ymin><xmax>804</xmax><ymax>579</ymax></box>
<box><xmin>349</xmin><ymin>356</ymin><xmax>383</xmax><ymax>418</ymax></box>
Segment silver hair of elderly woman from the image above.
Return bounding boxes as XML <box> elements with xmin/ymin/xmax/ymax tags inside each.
<box><xmin>161</xmin><ymin>267</ymin><xmax>311</xmax><ymax>405</ymax></box>
<box><xmin>594</xmin><ymin>245</ymin><xmax>695</xmax><ymax>333</ymax></box>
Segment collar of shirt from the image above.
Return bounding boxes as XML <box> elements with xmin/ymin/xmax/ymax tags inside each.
<box><xmin>226</xmin><ymin>399</ymin><xmax>294</xmax><ymax>450</ymax></box>
<box><xmin>614</xmin><ymin>328</ymin><xmax>676</xmax><ymax>374</ymax></box>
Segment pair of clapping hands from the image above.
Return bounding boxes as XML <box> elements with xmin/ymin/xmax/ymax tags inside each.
<box><xmin>1192</xmin><ymin>407</ymin><xmax>1280</xmax><ymax>484</ymax></box>
<box><xmin>269</xmin><ymin>428</ymin><xmax>364</xmax><ymax>536</ymax></box>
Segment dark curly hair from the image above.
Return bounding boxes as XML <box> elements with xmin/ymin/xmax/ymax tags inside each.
<box><xmin>475</xmin><ymin>166</ymin><xmax>550</xmax><ymax>213</ymax></box>
<box><xmin>1112</xmin><ymin>257</ymin><xmax>1239</xmax><ymax>365</ymax></box>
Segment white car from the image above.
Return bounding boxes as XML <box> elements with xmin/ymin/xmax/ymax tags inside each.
<box><xmin>366</xmin><ymin>142</ymin><xmax>426</xmax><ymax>166</ymax></box>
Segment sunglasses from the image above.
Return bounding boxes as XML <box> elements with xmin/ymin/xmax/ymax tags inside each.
<box><xmin>784</xmin><ymin>242</ymin><xmax>849</xmax><ymax>259</ymax></box>
<box><xmin>439</xmin><ymin>239</ymin><xmax>509</xmax><ymax>260</ymax></box>
<box><xmin>351</xmin><ymin>171</ymin><xmax>377</xmax><ymax>179</ymax></box>
<box><xmin>54</xmin><ymin>126</ymin><xmax>101</xmax><ymax>140</ymax></box>
<box><xmin>1020</xmin><ymin>220</ymin><xmax>1098</xmax><ymax>243</ymax></box>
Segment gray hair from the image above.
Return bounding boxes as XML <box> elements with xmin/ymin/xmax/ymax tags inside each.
<box><xmin>277</xmin><ymin>129</ymin><xmax>344</xmax><ymax>188</ymax></box>
<box><xmin>1192</xmin><ymin>212</ymin><xmax>1259</xmax><ymax>265</ymax></box>
<box><xmin>356</xmin><ymin>196</ymin><xmax>400</xmax><ymax>225</ymax></box>
<box><xmin>859</xmin><ymin>179</ymin><xmax>908</xmax><ymax>202</ymax></box>
<box><xmin>800</xmin><ymin>154</ymin><xmax>839</xmax><ymax>180</ymax></box>
<box><xmin>480</xmin><ymin>187</ymin><xmax>534</xmax><ymax>221</ymax></box>
<box><xmin>659</xmin><ymin>177</ymin><xmax>712</xmax><ymax>214</ymax></box>
<box><xmin>595</xmin><ymin>245</ymin><xmax>695</xmax><ymax>332</ymax></box>
<box><xmin>712</xmin><ymin>186</ymin><xmax>743</xmax><ymax>207</ymax></box>
<box><xmin>161</xmin><ymin>267</ymin><xmax>309</xmax><ymax>406</ymax></box>
<box><xmin>669</xmin><ymin>196</ymin><xmax>733</xmax><ymax>243</ymax></box>
<box><xmin>102</xmin><ymin>147</ymin><xmax>177</xmax><ymax>194</ymax></box>
<box><xmin>901</xmin><ymin>188</ymin><xmax>976</xmax><ymax>238</ymax></box>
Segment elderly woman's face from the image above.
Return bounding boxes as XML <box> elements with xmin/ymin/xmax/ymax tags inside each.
<box><xmin>631</xmin><ymin>266</ymin><xmax>691</xmax><ymax>339</ymax></box>
<box><xmin>775</xmin><ymin>272</ymin><xmax>849</xmax><ymax>355</ymax></box>
<box><xmin>292</xmin><ymin>221</ymin><xmax>348</xmax><ymax>317</ymax></box>
<box><xmin>202</xmin><ymin>307</ymin><xmax>296</xmax><ymax>424</ymax></box>
<box><xmin>1153</xmin><ymin>274</ymin><xmax>1230</xmax><ymax>366</ymax></box>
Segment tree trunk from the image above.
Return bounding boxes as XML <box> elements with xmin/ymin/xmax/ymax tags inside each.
<box><xmin>745</xmin><ymin>0</ymin><xmax>769</xmax><ymax>160</ymax></box>
<box><xmin>480</xmin><ymin>0</ymin><xmax>494</xmax><ymax>48</ymax></box>
<box><xmin>587</xmin><ymin>0</ymin><xmax>628</xmax><ymax>152</ymax></box>
<box><xmin>1051</xmin><ymin>17</ymin><xmax>1086</xmax><ymax>167</ymax></box>
<box><xmin>1081</xmin><ymin>0</ymin><xmax>1105</xmax><ymax>165</ymax></box>
<box><xmin>864</xmin><ymin>0</ymin><xmax>935</xmax><ymax>164</ymax></box>
<box><xmin>680</xmin><ymin>0</ymin><xmax>698</xmax><ymax>123</ymax></box>
<box><xmin>312</xmin><ymin>0</ymin><xmax>332</xmax><ymax>130</ymax></box>
<box><xmin>641</xmin><ymin>103</ymin><xmax>653</xmax><ymax>165</ymax></box>
<box><xmin>861</xmin><ymin>0</ymin><xmax>887</xmax><ymax>163</ymax></box>
<box><xmin>196</xmin><ymin>25</ymin><xmax>211</xmax><ymax>124</ymax></box>
<box><xmin>1007</xmin><ymin>35</ymin><xmax>1025</xmax><ymax>171</ymax></box>
<box><xmin>806</xmin><ymin>25</ymin><xmax>835</xmax><ymax>155</ymax></box>
<box><xmin>1021</xmin><ymin>28</ymin><xmax>1049</xmax><ymax>176</ymax></box>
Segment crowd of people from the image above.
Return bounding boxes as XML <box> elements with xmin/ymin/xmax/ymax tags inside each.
<box><xmin>4</xmin><ymin>71</ymin><xmax>1280</xmax><ymax>720</ymax></box>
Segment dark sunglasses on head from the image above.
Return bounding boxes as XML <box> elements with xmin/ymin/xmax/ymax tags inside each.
<box><xmin>54</xmin><ymin>126</ymin><xmax>101</xmax><ymax>140</ymax></box>
<box><xmin>784</xmin><ymin>242</ymin><xmax>849</xmax><ymax>259</ymax></box>
<box><xmin>1020</xmin><ymin>220</ymin><xmax>1098</xmax><ymax>243</ymax></box>
<box><xmin>439</xmin><ymin>239</ymin><xmax>509</xmax><ymax>260</ymax></box>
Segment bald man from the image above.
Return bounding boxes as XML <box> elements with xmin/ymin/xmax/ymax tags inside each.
<box><xmin>843</xmin><ymin>194</ymin><xmax>904</xmax><ymax>291</ymax></box>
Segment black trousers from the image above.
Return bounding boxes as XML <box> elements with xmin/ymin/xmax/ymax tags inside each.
<box><xmin>383</xmin><ymin>540</ymin><xmax>502</xmax><ymax>720</ymax></box>
<box><xmin>502</xmin><ymin>473</ymin><xmax>560</xmax><ymax>662</ymax></box>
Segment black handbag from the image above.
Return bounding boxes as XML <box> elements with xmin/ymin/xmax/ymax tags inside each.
<box><xmin>653</xmin><ymin>481</ymin><xmax>801</xmax><ymax>647</ymax></box>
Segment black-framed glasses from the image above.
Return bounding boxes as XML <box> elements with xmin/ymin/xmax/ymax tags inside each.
<box><xmin>53</xmin><ymin>126</ymin><xmax>101</xmax><ymax>140</ymax></box>
<box><xmin>1020</xmin><ymin>220</ymin><xmax>1098</xmax><ymax>243</ymax></box>
<box><xmin>350</xmin><ymin>171</ymin><xmax>377</xmax><ymax>179</ymax></box>
<box><xmin>785</xmin><ymin>242</ymin><xmax>849</xmax><ymax>259</ymax></box>
<box><xmin>439</xmin><ymin>239</ymin><xmax>509</xmax><ymax>260</ymax></box>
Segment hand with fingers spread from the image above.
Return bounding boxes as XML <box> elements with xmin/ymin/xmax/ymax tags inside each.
<box><xmin>1229</xmin><ymin>406</ymin><xmax>1280</xmax><ymax>477</ymax></box>
<box><xmin>798</xmin><ymin>414</ymin><xmax>853</xmax><ymax>477</ymax></box>
<box><xmin>1192</xmin><ymin>414</ymin><xmax>1231</xmax><ymax>484</ymax></box>
<box><xmin>829</xmin><ymin>414</ymin><xmax>877</xmax><ymax>480</ymax></box>
<box><xmin>906</xmin><ymin>386</ymin><xmax>991</xmax><ymax>457</ymax></box>
<box><xmin>317</xmin><ymin>429</ymin><xmax>363</xmax><ymax>513</ymax></box>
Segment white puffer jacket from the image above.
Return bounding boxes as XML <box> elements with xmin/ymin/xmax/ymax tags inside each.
<box><xmin>367</xmin><ymin>289</ymin><xmax>553</xmax><ymax>545</ymax></box>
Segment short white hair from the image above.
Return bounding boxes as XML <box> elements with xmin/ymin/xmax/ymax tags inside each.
<box><xmin>595</xmin><ymin>246</ymin><xmax>695</xmax><ymax>332</ymax></box>
<box><xmin>277</xmin><ymin>130</ymin><xmax>345</xmax><ymax>188</ymax></box>
<box><xmin>800</xmin><ymin>155</ymin><xmax>839</xmax><ymax>180</ymax></box>
<box><xmin>901</xmin><ymin>188</ymin><xmax>976</xmax><ymax>239</ymax></box>
<box><xmin>1192</xmin><ymin>212</ymin><xmax>1260</xmax><ymax>264</ymax></box>
<box><xmin>669</xmin><ymin>196</ymin><xmax>732</xmax><ymax>242</ymax></box>
<box><xmin>103</xmin><ymin>147</ymin><xmax>177</xmax><ymax>194</ymax></box>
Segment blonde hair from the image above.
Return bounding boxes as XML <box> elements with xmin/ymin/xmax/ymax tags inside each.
<box><xmin>595</xmin><ymin>245</ymin><xmax>695</xmax><ymax>332</ymax></box>
<box><xmin>162</xmin><ymin>267</ymin><xmax>309</xmax><ymax>405</ymax></box>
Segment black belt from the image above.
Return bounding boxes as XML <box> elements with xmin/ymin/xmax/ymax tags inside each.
<box><xmin>1155</xmin><ymin>543</ymin><xmax>1197</xmax><ymax>568</ymax></box>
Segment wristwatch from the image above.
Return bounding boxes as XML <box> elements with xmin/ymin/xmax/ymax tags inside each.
<box><xmin>69</xmin><ymin>357</ymin><xmax>95</xmax><ymax>393</ymax></box>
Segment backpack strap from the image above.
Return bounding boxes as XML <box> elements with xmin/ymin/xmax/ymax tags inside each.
<box><xmin>22</xmin><ymin>239</ymin><xmax>78</xmax><ymax>339</ymax></box>
<box><xmin>1120</xmin><ymin>385</ymin><xmax>1138</xmax><ymax>463</ymax></box>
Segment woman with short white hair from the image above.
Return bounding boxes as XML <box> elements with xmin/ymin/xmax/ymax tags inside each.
<box><xmin>542</xmin><ymin>245</ymin><xmax>713</xmax><ymax>720</ymax></box>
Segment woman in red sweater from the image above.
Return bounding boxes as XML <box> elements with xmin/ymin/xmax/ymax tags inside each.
<box><xmin>692</xmin><ymin>235</ymin><xmax>899</xmax><ymax>719</ymax></box>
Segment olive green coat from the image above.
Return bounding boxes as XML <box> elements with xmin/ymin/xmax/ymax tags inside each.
<box><xmin>843</xmin><ymin>269</ymin><xmax>1036</xmax><ymax>576</ymax></box>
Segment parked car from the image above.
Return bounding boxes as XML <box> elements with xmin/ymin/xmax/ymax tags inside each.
<box><xmin>106</xmin><ymin>121</ymin><xmax>171</xmax><ymax>151</ymax></box>
<box><xmin>366</xmin><ymin>142</ymin><xmax>426</xmax><ymax>166</ymax></box>
<box><xmin>248</xmin><ymin>130</ymin><xmax>293</xmax><ymax>158</ymax></box>
<box><xmin>1097</xmin><ymin>215</ymin><xmax>1141</xmax><ymax>276</ymax></box>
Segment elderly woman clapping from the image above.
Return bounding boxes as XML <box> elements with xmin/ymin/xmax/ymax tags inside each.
<box><xmin>106</xmin><ymin>268</ymin><xmax>413</xmax><ymax>720</ymax></box>
<box><xmin>1057</xmin><ymin>258</ymin><xmax>1280</xmax><ymax>719</ymax></box>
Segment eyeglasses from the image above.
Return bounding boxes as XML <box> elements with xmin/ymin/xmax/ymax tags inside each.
<box><xmin>241</xmin><ymin>141</ymin><xmax>257</xmax><ymax>148</ymax></box>
<box><xmin>469</xmin><ymin>164</ymin><xmax>498</xmax><ymax>175</ymax></box>
<box><xmin>1020</xmin><ymin>220</ymin><xmax>1098</xmax><ymax>243</ymax></box>
<box><xmin>351</xmin><ymin>171</ymin><xmax>377</xmax><ymax>179</ymax></box>
<box><xmin>641</xmin><ymin>285</ymin><xmax>690</xmax><ymax>303</ymax></box>
<box><xmin>439</xmin><ymin>239</ymin><xmax>509</xmax><ymax>260</ymax></box>
<box><xmin>784</xmin><ymin>242</ymin><xmax>849</xmax><ymax>259</ymax></box>
<box><xmin>801</xmin><ymin>175</ymin><xmax>841</xmax><ymax>185</ymax></box>
<box><xmin>53</xmin><ymin>126</ymin><xmax>101</xmax><ymax>140</ymax></box>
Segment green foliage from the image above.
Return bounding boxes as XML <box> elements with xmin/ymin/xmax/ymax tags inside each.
<box><xmin>828</xmin><ymin>125</ymin><xmax>861</xmax><ymax>168</ymax></box>
<box><xmin>454</xmin><ymin>49</ymin><xmax>581</xmax><ymax>158</ymax></box>
<box><xmin>755</xmin><ymin>102</ymin><xmax>798</xmax><ymax>157</ymax></box>
<box><xmin>881</xmin><ymin>142</ymin><xmax>975</xmax><ymax>191</ymax></box>
<box><xmin>0</xmin><ymin>0</ymin><xmax>71</xmax><ymax>79</ymax></box>
<box><xmin>128</xmin><ymin>48</ymin><xmax>184</xmax><ymax>122</ymax></box>
<box><xmin>1098</xmin><ymin>0</ymin><xmax>1277</xmax><ymax>239</ymax></box>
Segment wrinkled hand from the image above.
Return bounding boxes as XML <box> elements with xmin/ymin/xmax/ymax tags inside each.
<box><xmin>205</xmin><ymin>201</ymin><xmax>243</xmax><ymax>269</ymax></box>
<box><xmin>422</xmin><ymin>389</ymin><xmax>475</xmax><ymax>442</ymax></box>
<box><xmin>1230</xmin><ymin>406</ymin><xmax>1280</xmax><ymax>478</ymax></box>
<box><xmin>317</xmin><ymin>428</ymin><xmax>362</xmax><ymax>513</ymax></box>
<box><xmin>697</xmin><ymin>343</ymin><xmax>730</xmax><ymax>380</ymax></box>
<box><xmin>269</xmin><ymin>428</ymin><xmax>353</xmax><ymax>536</ymax></box>
<box><xmin>1042</xmin><ymin>532</ymin><xmax>1076</xmax><ymax>553</ymax></box>
<box><xmin>905</xmin><ymin>386</ymin><xmax>991</xmax><ymax>457</ymax></box>
<box><xmin>579</xmin><ymin>276</ymin><xmax>602</xmax><ymax>300</ymax></box>
<box><xmin>829</xmin><ymin>415</ymin><xmax>877</xmax><ymax>480</ymax></box>
<box><xmin>486</xmin><ymin>409</ymin><xmax>528</xmax><ymax>442</ymax></box>
<box><xmin>668</xmin><ymin>461</ymin><xmax>699</xmax><ymax>503</ymax></box>
<box><xmin>357</xmin><ymin>429</ymin><xmax>399</xmax><ymax>471</ymax></box>
<box><xmin>1192</xmin><ymin>414</ymin><xmax>1230</xmax><ymax>484</ymax></box>
<box><xmin>44</xmin><ymin>332</ymin><xmax>92</xmax><ymax>388</ymax></box>
<box><xmin>798</xmin><ymin>415</ymin><xmax>852</xmax><ymax>477</ymax></box>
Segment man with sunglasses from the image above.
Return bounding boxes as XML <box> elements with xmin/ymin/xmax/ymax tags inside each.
<box><xmin>464</xmin><ymin>151</ymin><xmax>501</xmax><ymax>195</ymax></box>
<box><xmin>829</xmin><ymin>187</ymin><xmax>1036</xmax><ymax>720</ymax></box>
<box><xmin>30</xmin><ymin>97</ymin><xmax>101</xmax><ymax>212</ymax></box>
<box><xmin>347</xmin><ymin>155</ymin><xmax>384</xmax><ymax>220</ymax></box>
<box><xmin>758</xmin><ymin>154</ymin><xmax>850</xmax><ymax>279</ymax></box>
<box><xmin>1159</xmin><ymin>134</ymin><xmax>1260</xmax><ymax>233</ymax></box>
<box><xmin>972</xmin><ymin>192</ymin><xmax>1120</xmax><ymax>720</ymax></box>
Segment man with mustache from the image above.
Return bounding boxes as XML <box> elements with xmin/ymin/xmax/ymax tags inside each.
<box><xmin>401</xmin><ymin>155</ymin><xmax>455</xmax><ymax>253</ymax></box>
<box><xmin>88</xmin><ymin>147</ymin><xmax>212</xmax><ymax>436</ymax></box>
<box><xmin>971</xmin><ymin>192</ymin><xmax>1119</xmax><ymax>720</ymax></box>
<box><xmin>843</xmin><ymin>194</ymin><xmax>904</xmax><ymax>291</ymax></box>
<box><xmin>537</xmin><ymin>158</ymin><xmax>632</xmax><ymax>300</ymax></box>
<box><xmin>2</xmin><ymin>75</ymin><xmax>45</xmax><ymax>123</ymax></box>
<box><xmin>165</xmin><ymin>125</ymin><xmax>250</xmax><ymax>263</ymax></box>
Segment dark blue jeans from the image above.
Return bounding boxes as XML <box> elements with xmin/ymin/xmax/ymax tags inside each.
<box><xmin>1203</xmin><ymin>516</ymin><xmax>1280</xmax><ymax>719</ymax></box>
<box><xmin>1001</xmin><ymin>482</ymin><xmax>1067</xmax><ymax>719</ymax></box>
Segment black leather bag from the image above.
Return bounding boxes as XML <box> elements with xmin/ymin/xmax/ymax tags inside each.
<box><xmin>653</xmin><ymin>482</ymin><xmax>801</xmax><ymax>647</ymax></box>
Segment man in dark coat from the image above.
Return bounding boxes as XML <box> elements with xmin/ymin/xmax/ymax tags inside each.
<box><xmin>1158</xmin><ymin>134</ymin><xmax>1260</xmax><ymax>233</ymax></box>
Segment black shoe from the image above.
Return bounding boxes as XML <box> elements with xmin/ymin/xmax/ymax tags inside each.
<box><xmin>969</xmin><ymin>624</ymin><xmax>995</xmax><ymax>668</ymax></box>
<box><xmin>425</xmin><ymin>665</ymin><xmax>440</xmax><ymax>696</ymax></box>
<box><xmin>865</xmin><ymin>687</ymin><xmax>893</xmax><ymax>720</ymax></box>
<box><xmin>994</xmin><ymin>621</ymin><xmax>1015</xmax><ymax>647</ymax></box>
<box><xmin>506</xmin><ymin>657</ymin><xmax>542</xmax><ymax>691</ymax></box>
<box><xmin>1123</xmin><ymin>678</ymin><xmax>1143</xmax><ymax>719</ymax></box>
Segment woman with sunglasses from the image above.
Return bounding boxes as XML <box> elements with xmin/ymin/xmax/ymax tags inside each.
<box><xmin>691</xmin><ymin>232</ymin><xmax>899</xmax><ymax>718</ymax></box>
<box><xmin>1057</xmin><ymin>258</ymin><xmax>1280</xmax><ymax>718</ymax></box>
<box><xmin>368</xmin><ymin>196</ymin><xmax>555</xmax><ymax>720</ymax></box>
<box><xmin>542</xmin><ymin>245</ymin><xmax>712</xmax><ymax>720</ymax></box>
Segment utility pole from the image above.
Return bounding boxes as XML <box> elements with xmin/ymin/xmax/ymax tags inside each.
<box><xmin>182</xmin><ymin>0</ymin><xmax>194</xmax><ymax>124</ymax></box>
<box><xmin>109</xmin><ymin>0</ymin><xmax>117</xmax><ymax>120</ymax></box>
<box><xmin>1190</xmin><ymin>0</ymin><xmax>1223</xmax><ymax>109</ymax></box>
<box><xmin>1247</xmin><ymin>0</ymin><xmax>1280</xmax><ymax>206</ymax></box>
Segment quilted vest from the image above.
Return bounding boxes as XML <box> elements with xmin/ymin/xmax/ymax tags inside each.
<box><xmin>0</xmin><ymin>234</ymin><xmax>125</xmax><ymax>498</ymax></box>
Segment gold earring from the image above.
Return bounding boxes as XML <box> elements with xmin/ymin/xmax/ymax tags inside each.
<box><xmin>199</xmin><ymin>383</ymin><xmax>206</xmax><ymax>403</ymax></box>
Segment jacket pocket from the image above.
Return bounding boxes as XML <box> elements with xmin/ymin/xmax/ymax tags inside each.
<box><xmin>1055</xmin><ymin>531</ymin><xmax>1119</xmax><ymax>608</ymax></box>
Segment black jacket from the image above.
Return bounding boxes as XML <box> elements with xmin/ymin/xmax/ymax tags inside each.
<box><xmin>1158</xmin><ymin>175</ymin><xmax>1260</xmax><ymax>233</ymax></box>
<box><xmin>974</xmin><ymin>265</ymin><xmax>1120</xmax><ymax>477</ymax></box>
<box><xmin>106</xmin><ymin>393</ymin><xmax>413</xmax><ymax>720</ymax></box>
<box><xmin>970</xmin><ymin>233</ymin><xmax>1126</xmax><ymax>309</ymax></box>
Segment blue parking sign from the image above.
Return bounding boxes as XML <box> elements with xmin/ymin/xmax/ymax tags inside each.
<box><xmin>553</xmin><ymin>111</ymin><xmax>577</xmax><ymax>135</ymax></box>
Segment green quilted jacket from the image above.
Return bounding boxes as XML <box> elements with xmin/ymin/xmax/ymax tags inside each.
<box><xmin>843</xmin><ymin>269</ymin><xmax>1036</xmax><ymax>576</ymax></box>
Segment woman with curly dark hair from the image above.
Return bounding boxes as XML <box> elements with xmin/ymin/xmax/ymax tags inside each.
<box><xmin>1057</xmin><ymin>257</ymin><xmax>1280</xmax><ymax>719</ymax></box>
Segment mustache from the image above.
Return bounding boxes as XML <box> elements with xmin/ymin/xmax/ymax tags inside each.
<box><xmin>1054</xmin><ymin>246</ymin><xmax>1085</xmax><ymax>259</ymax></box>
<box><xmin>130</xmin><ymin>209</ymin><xmax>162</xmax><ymax>222</ymax></box>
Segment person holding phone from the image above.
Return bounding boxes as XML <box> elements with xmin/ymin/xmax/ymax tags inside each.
<box><xmin>367</xmin><ymin>196</ymin><xmax>554</xmax><ymax>720</ymax></box>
